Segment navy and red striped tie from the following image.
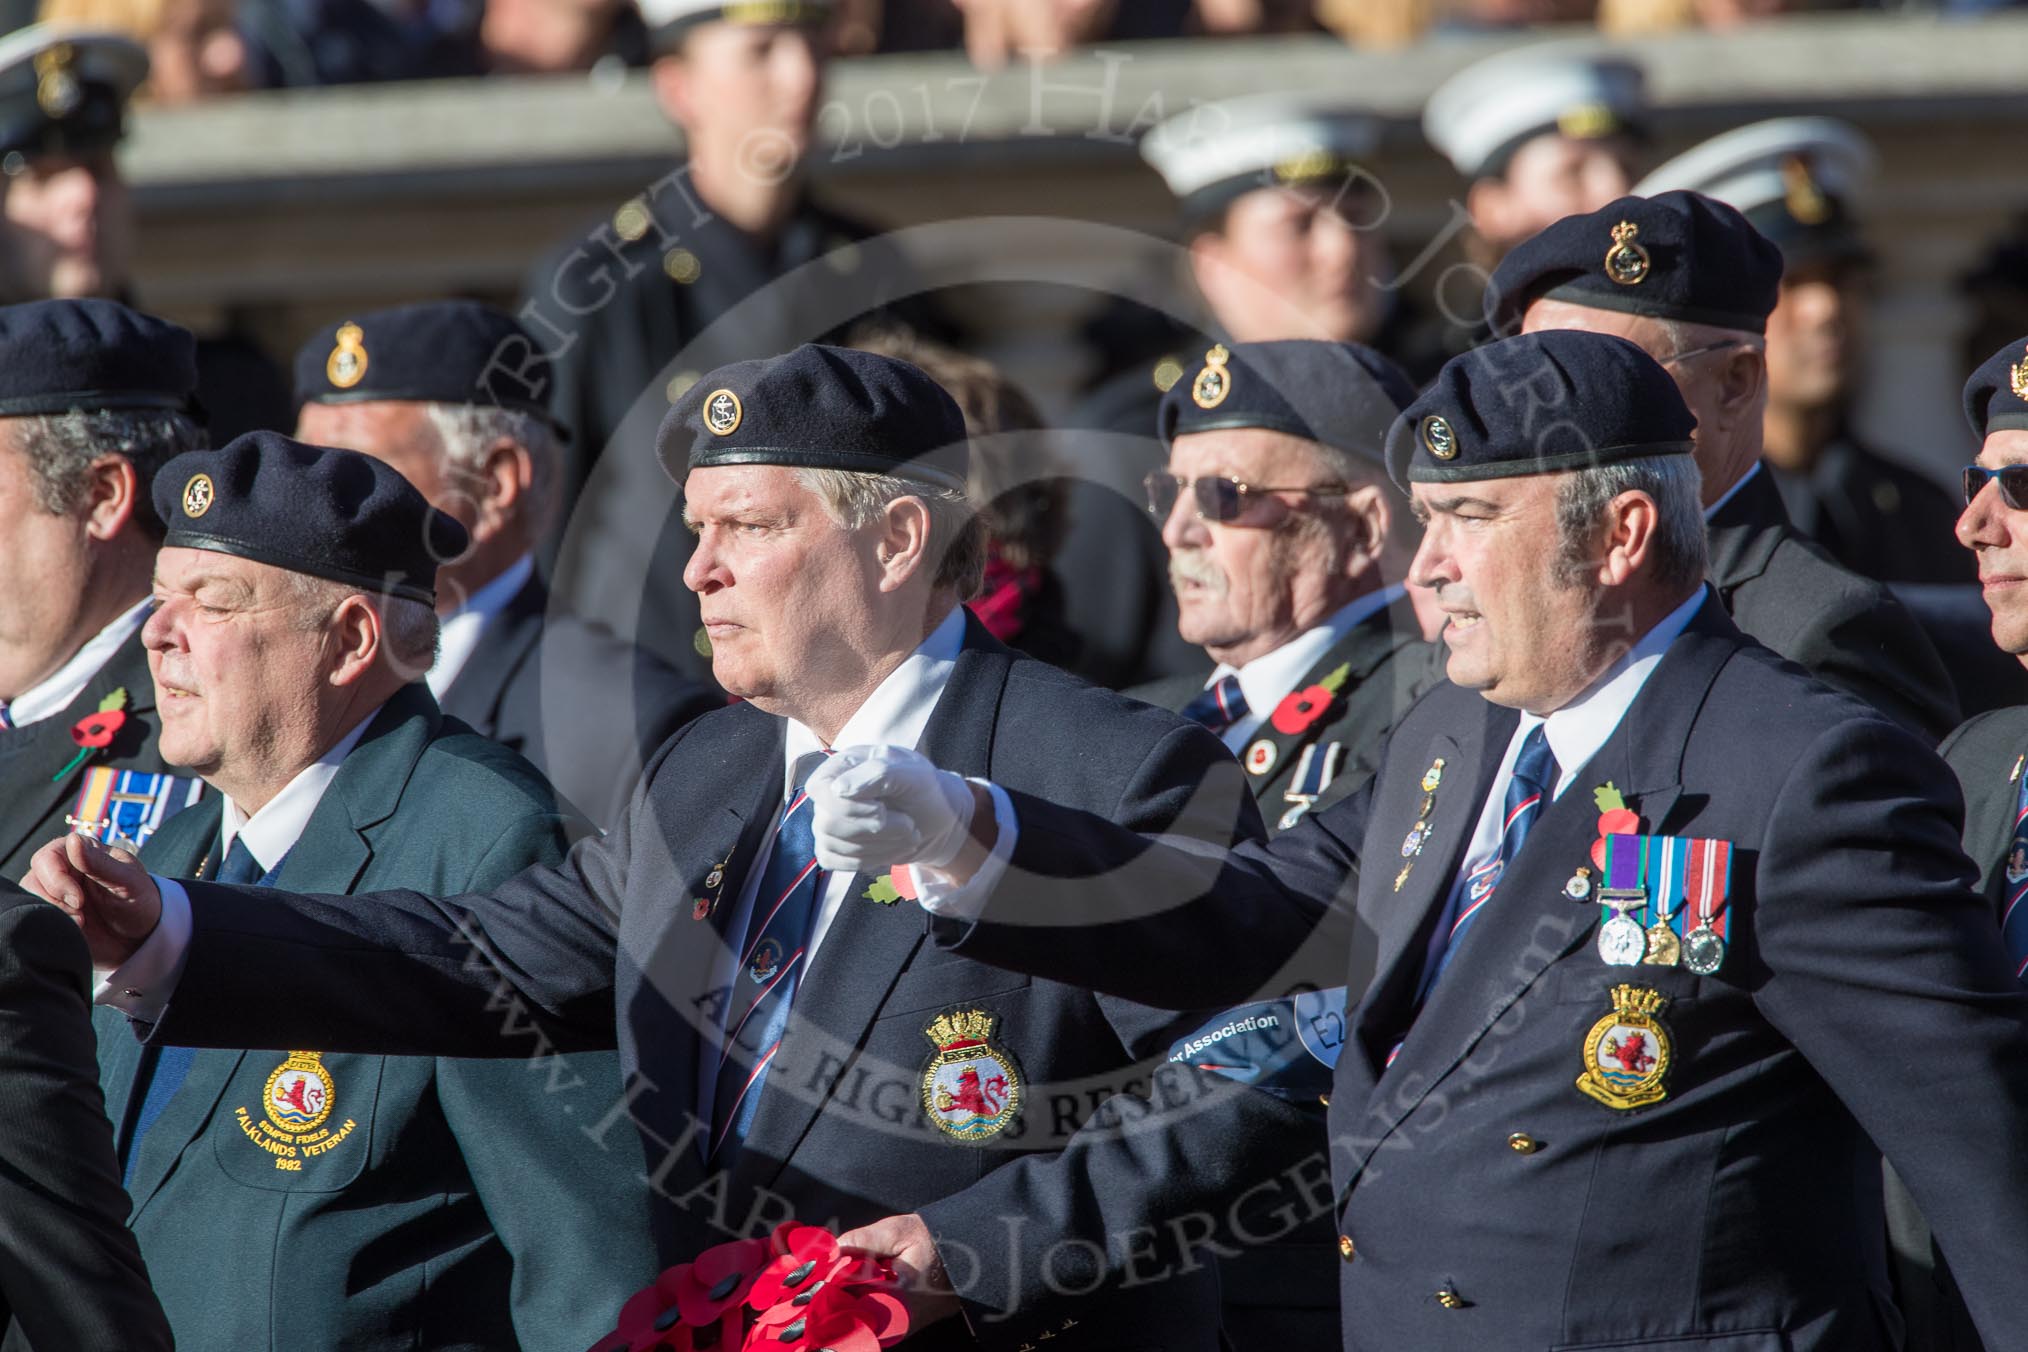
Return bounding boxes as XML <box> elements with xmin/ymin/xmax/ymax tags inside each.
<box><xmin>1181</xmin><ymin>674</ymin><xmax>1248</xmax><ymax>735</ymax></box>
<box><xmin>710</xmin><ymin>752</ymin><xmax>829</xmax><ymax>1159</ymax></box>
<box><xmin>2002</xmin><ymin>765</ymin><xmax>2028</xmax><ymax>986</ymax></box>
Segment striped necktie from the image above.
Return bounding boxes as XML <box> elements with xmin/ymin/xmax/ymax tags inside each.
<box><xmin>122</xmin><ymin>835</ymin><xmax>265</xmax><ymax>1182</ymax></box>
<box><xmin>710</xmin><ymin>751</ymin><xmax>829</xmax><ymax>1159</ymax></box>
<box><xmin>1180</xmin><ymin>673</ymin><xmax>1248</xmax><ymax>735</ymax></box>
<box><xmin>2002</xmin><ymin>767</ymin><xmax>2028</xmax><ymax>985</ymax></box>
<box><xmin>1415</xmin><ymin>724</ymin><xmax>1556</xmax><ymax>1004</ymax></box>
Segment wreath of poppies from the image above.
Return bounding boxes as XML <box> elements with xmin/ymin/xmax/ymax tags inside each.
<box><xmin>588</xmin><ymin>1223</ymin><xmax>911</xmax><ymax>1352</ymax></box>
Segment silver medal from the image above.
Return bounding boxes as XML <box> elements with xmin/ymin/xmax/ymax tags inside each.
<box><xmin>1683</xmin><ymin>925</ymin><xmax>1726</xmax><ymax>975</ymax></box>
<box><xmin>1597</xmin><ymin>912</ymin><xmax>1648</xmax><ymax>966</ymax></box>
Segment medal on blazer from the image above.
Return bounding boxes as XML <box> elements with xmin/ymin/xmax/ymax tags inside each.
<box><xmin>1575</xmin><ymin>985</ymin><xmax>1673</xmax><ymax>1110</ymax></box>
<box><xmin>920</xmin><ymin>1009</ymin><xmax>1021</xmax><ymax>1142</ymax></box>
<box><xmin>66</xmin><ymin>765</ymin><xmax>204</xmax><ymax>852</ymax></box>
<box><xmin>1394</xmin><ymin>758</ymin><xmax>1445</xmax><ymax>891</ymax></box>
<box><xmin>1595</xmin><ymin>834</ymin><xmax>1649</xmax><ymax>966</ymax></box>
<box><xmin>1679</xmin><ymin>836</ymin><xmax>1734</xmax><ymax>976</ymax></box>
<box><xmin>232</xmin><ymin>1051</ymin><xmax>358</xmax><ymax>1172</ymax></box>
<box><xmin>692</xmin><ymin>852</ymin><xmax>732</xmax><ymax>922</ymax></box>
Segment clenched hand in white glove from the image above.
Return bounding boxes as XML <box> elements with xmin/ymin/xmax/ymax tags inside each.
<box><xmin>805</xmin><ymin>745</ymin><xmax>976</xmax><ymax>875</ymax></box>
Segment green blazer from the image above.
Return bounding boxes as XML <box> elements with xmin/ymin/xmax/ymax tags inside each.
<box><xmin>95</xmin><ymin>685</ymin><xmax>657</xmax><ymax>1352</ymax></box>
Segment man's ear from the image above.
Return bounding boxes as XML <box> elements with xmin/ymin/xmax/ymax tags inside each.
<box><xmin>874</xmin><ymin>495</ymin><xmax>934</xmax><ymax>593</ymax></box>
<box><xmin>80</xmin><ymin>455</ymin><xmax>140</xmax><ymax>541</ymax></box>
<box><xmin>649</xmin><ymin>51</ymin><xmax>693</xmax><ymax>129</ymax></box>
<box><xmin>1713</xmin><ymin>345</ymin><xmax>1767</xmax><ymax>425</ymax></box>
<box><xmin>323</xmin><ymin>595</ymin><xmax>383</xmax><ymax>688</ymax></box>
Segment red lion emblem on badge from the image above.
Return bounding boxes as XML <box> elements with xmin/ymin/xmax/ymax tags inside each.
<box><xmin>274</xmin><ymin>1075</ymin><xmax>324</xmax><ymax>1119</ymax></box>
<box><xmin>935</xmin><ymin>1065</ymin><xmax>1008</xmax><ymax>1120</ymax></box>
<box><xmin>1601</xmin><ymin>1031</ymin><xmax>1656</xmax><ymax>1075</ymax></box>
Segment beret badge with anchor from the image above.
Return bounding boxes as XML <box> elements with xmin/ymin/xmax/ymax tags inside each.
<box><xmin>180</xmin><ymin>473</ymin><xmax>214</xmax><ymax>519</ymax></box>
<box><xmin>704</xmin><ymin>388</ymin><xmax>743</xmax><ymax>436</ymax></box>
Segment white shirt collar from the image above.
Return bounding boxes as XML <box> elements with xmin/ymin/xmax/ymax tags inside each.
<box><xmin>218</xmin><ymin>711</ymin><xmax>379</xmax><ymax>874</ymax></box>
<box><xmin>1215</xmin><ymin>585</ymin><xmax>1405</xmax><ymax>723</ymax></box>
<box><xmin>5</xmin><ymin>596</ymin><xmax>152</xmax><ymax>729</ymax></box>
<box><xmin>1520</xmin><ymin>585</ymin><xmax>1709</xmax><ymax>799</ymax></box>
<box><xmin>1703</xmin><ymin>461</ymin><xmax>1762</xmax><ymax>521</ymax></box>
<box><xmin>427</xmin><ymin>554</ymin><xmax>536</xmax><ymax>698</ymax></box>
<box><xmin>783</xmin><ymin>606</ymin><xmax>967</xmax><ymax>797</ymax></box>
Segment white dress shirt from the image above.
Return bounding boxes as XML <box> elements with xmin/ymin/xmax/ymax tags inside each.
<box><xmin>918</xmin><ymin>586</ymin><xmax>1710</xmax><ymax>925</ymax></box>
<box><xmin>1206</xmin><ymin>585</ymin><xmax>1406</xmax><ymax>752</ymax></box>
<box><xmin>427</xmin><ymin>554</ymin><xmax>534</xmax><ymax>698</ymax></box>
<box><xmin>96</xmin><ymin>712</ymin><xmax>380</xmax><ymax>1015</ymax></box>
<box><xmin>3</xmin><ymin>597</ymin><xmax>151</xmax><ymax>729</ymax></box>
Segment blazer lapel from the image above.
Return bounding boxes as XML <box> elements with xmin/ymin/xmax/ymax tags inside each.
<box><xmin>1705</xmin><ymin>469</ymin><xmax>1788</xmax><ymax>595</ymax></box>
<box><xmin>1345</xmin><ymin>596</ymin><xmax>1739</xmax><ymax>1180</ymax></box>
<box><xmin>0</xmin><ymin>630</ymin><xmax>161</xmax><ymax>866</ymax></box>
<box><xmin>1242</xmin><ymin>599</ymin><xmax>1424</xmax><ymax>809</ymax></box>
<box><xmin>736</xmin><ymin>629</ymin><xmax>1012</xmax><ymax>1194</ymax></box>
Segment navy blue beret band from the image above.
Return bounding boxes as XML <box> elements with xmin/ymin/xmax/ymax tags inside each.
<box><xmin>1158</xmin><ymin>340</ymin><xmax>1417</xmax><ymax>467</ymax></box>
<box><xmin>154</xmin><ymin>431</ymin><xmax>467</xmax><ymax>607</ymax></box>
<box><xmin>1488</xmin><ymin>190</ymin><xmax>1783</xmax><ymax>337</ymax></box>
<box><xmin>0</xmin><ymin>297</ymin><xmax>198</xmax><ymax>417</ymax></box>
<box><xmin>661</xmin><ymin>343</ymin><xmax>971</xmax><ymax>492</ymax></box>
<box><xmin>1965</xmin><ymin>338</ymin><xmax>2028</xmax><ymax>439</ymax></box>
<box><xmin>1387</xmin><ymin>330</ymin><xmax>1697</xmax><ymax>489</ymax></box>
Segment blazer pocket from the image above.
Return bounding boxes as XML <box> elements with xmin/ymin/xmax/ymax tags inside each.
<box><xmin>876</xmin><ymin>961</ymin><xmax>1031</xmax><ymax>1019</ymax></box>
<box><xmin>1551</xmin><ymin>1331</ymin><xmax>1788</xmax><ymax>1351</ymax></box>
<box><xmin>212</xmin><ymin>1051</ymin><xmax>381</xmax><ymax>1192</ymax></box>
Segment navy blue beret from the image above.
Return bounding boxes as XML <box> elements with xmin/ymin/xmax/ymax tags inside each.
<box><xmin>659</xmin><ymin>343</ymin><xmax>969</xmax><ymax>491</ymax></box>
<box><xmin>1386</xmin><ymin>330</ymin><xmax>1696</xmax><ymax>489</ymax></box>
<box><xmin>1159</xmin><ymin>340</ymin><xmax>1417</xmax><ymax>469</ymax></box>
<box><xmin>294</xmin><ymin>300</ymin><xmax>555</xmax><ymax>425</ymax></box>
<box><xmin>0</xmin><ymin>27</ymin><xmax>144</xmax><ymax>160</ymax></box>
<box><xmin>0</xmin><ymin>298</ymin><xmax>197</xmax><ymax>417</ymax></box>
<box><xmin>1965</xmin><ymin>337</ymin><xmax>2028</xmax><ymax>440</ymax></box>
<box><xmin>1487</xmin><ymin>190</ymin><xmax>1784</xmax><ymax>336</ymax></box>
<box><xmin>154</xmin><ymin>431</ymin><xmax>468</xmax><ymax>607</ymax></box>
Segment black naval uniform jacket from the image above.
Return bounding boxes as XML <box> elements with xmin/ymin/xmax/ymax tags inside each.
<box><xmin>1709</xmin><ymin>465</ymin><xmax>1959</xmax><ymax>741</ymax></box>
<box><xmin>435</xmin><ymin>570</ymin><xmax>720</xmax><ymax>827</ymax></box>
<box><xmin>124</xmin><ymin>622</ymin><xmax>1263</xmax><ymax>1351</ymax></box>
<box><xmin>929</xmin><ymin>593</ymin><xmax>2028</xmax><ymax>1352</ymax></box>
<box><xmin>524</xmin><ymin>195</ymin><xmax>940</xmax><ymax>684</ymax></box>
<box><xmin>0</xmin><ymin>627</ymin><xmax>204</xmax><ymax>883</ymax></box>
<box><xmin>0</xmin><ymin>886</ymin><xmax>171</xmax><ymax>1352</ymax></box>
<box><xmin>98</xmin><ymin>685</ymin><xmax>657</xmax><ymax>1352</ymax></box>
<box><xmin>1771</xmin><ymin>435</ymin><xmax>1972</xmax><ymax>588</ymax></box>
<box><xmin>1130</xmin><ymin>596</ymin><xmax>1439</xmax><ymax>1352</ymax></box>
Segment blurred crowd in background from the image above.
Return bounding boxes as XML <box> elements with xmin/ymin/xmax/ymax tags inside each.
<box><xmin>10</xmin><ymin>0</ymin><xmax>2025</xmax><ymax>105</ymax></box>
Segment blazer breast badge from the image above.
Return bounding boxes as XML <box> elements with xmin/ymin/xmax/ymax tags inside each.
<box><xmin>920</xmin><ymin>1009</ymin><xmax>1022</xmax><ymax>1142</ymax></box>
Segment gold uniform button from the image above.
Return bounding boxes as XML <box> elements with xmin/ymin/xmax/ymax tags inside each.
<box><xmin>1507</xmin><ymin>1132</ymin><xmax>1541</xmax><ymax>1154</ymax></box>
<box><xmin>1319</xmin><ymin>1093</ymin><xmax>1330</xmax><ymax>1107</ymax></box>
<box><xmin>1336</xmin><ymin>1235</ymin><xmax>1355</xmax><ymax>1262</ymax></box>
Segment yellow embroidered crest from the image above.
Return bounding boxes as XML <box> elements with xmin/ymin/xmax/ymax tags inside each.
<box><xmin>326</xmin><ymin>323</ymin><xmax>369</xmax><ymax>389</ymax></box>
<box><xmin>2010</xmin><ymin>344</ymin><xmax>2028</xmax><ymax>401</ymax></box>
<box><xmin>181</xmin><ymin>473</ymin><xmax>214</xmax><ymax>518</ymax></box>
<box><xmin>1191</xmin><ymin>345</ymin><xmax>1233</xmax><ymax>410</ymax></box>
<box><xmin>235</xmin><ymin>1051</ymin><xmax>358</xmax><ymax>1172</ymax></box>
<box><xmin>34</xmin><ymin>44</ymin><xmax>80</xmax><ymax>117</ymax></box>
<box><xmin>1604</xmin><ymin>221</ymin><xmax>1650</xmax><ymax>286</ymax></box>
<box><xmin>921</xmin><ymin>1010</ymin><xmax>1021</xmax><ymax>1141</ymax></box>
<box><xmin>1576</xmin><ymin>985</ymin><xmax>1673</xmax><ymax>1110</ymax></box>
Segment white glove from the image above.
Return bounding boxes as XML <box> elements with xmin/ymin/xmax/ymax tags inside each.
<box><xmin>806</xmin><ymin>745</ymin><xmax>975</xmax><ymax>874</ymax></box>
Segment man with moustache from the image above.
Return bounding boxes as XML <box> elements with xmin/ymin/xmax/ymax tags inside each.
<box><xmin>809</xmin><ymin>329</ymin><xmax>2028</xmax><ymax>1351</ymax></box>
<box><xmin>32</xmin><ymin>347</ymin><xmax>1270</xmax><ymax>1351</ymax></box>
<box><xmin>1493</xmin><ymin>189</ymin><xmax>1958</xmax><ymax>739</ymax></box>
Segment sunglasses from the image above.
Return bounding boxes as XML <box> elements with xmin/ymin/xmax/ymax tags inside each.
<box><xmin>1964</xmin><ymin>464</ymin><xmax>2028</xmax><ymax>509</ymax></box>
<box><xmin>1144</xmin><ymin>472</ymin><xmax>1349</xmax><ymax>524</ymax></box>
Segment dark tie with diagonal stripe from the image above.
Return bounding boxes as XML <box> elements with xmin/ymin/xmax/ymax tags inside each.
<box><xmin>2002</xmin><ymin>767</ymin><xmax>2028</xmax><ymax>986</ymax></box>
<box><xmin>710</xmin><ymin>751</ymin><xmax>829</xmax><ymax>1160</ymax></box>
<box><xmin>1180</xmin><ymin>673</ymin><xmax>1248</xmax><ymax>735</ymax></box>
